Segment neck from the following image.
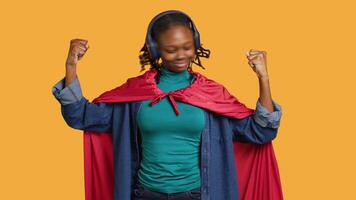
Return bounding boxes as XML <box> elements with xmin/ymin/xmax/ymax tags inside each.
<box><xmin>157</xmin><ymin>66</ymin><xmax>191</xmax><ymax>84</ymax></box>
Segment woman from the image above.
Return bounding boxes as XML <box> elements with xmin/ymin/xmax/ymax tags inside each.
<box><xmin>52</xmin><ymin>10</ymin><xmax>283</xmax><ymax>200</ymax></box>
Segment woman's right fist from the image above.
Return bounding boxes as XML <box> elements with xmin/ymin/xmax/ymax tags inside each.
<box><xmin>66</xmin><ymin>39</ymin><xmax>90</xmax><ymax>67</ymax></box>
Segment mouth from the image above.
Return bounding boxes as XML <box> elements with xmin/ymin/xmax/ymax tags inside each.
<box><xmin>173</xmin><ymin>61</ymin><xmax>189</xmax><ymax>68</ymax></box>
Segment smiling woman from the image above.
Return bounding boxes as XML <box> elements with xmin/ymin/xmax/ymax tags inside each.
<box><xmin>139</xmin><ymin>12</ymin><xmax>211</xmax><ymax>72</ymax></box>
<box><xmin>52</xmin><ymin>9</ymin><xmax>283</xmax><ymax>200</ymax></box>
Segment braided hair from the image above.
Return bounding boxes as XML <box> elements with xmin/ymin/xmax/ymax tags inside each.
<box><xmin>139</xmin><ymin>12</ymin><xmax>211</xmax><ymax>72</ymax></box>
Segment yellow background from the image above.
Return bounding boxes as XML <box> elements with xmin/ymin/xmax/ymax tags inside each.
<box><xmin>1</xmin><ymin>0</ymin><xmax>355</xmax><ymax>199</ymax></box>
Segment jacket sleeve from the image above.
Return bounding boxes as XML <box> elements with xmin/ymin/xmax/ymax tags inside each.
<box><xmin>51</xmin><ymin>76</ymin><xmax>114</xmax><ymax>133</ymax></box>
<box><xmin>229</xmin><ymin>99</ymin><xmax>282</xmax><ymax>144</ymax></box>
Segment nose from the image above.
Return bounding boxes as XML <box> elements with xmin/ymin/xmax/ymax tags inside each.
<box><xmin>176</xmin><ymin>49</ymin><xmax>186</xmax><ymax>60</ymax></box>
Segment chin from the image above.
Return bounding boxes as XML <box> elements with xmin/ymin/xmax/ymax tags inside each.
<box><xmin>174</xmin><ymin>67</ymin><xmax>188</xmax><ymax>72</ymax></box>
<box><xmin>170</xmin><ymin>65</ymin><xmax>189</xmax><ymax>72</ymax></box>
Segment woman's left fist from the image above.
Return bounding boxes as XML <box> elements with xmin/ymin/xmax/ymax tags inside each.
<box><xmin>246</xmin><ymin>49</ymin><xmax>268</xmax><ymax>78</ymax></box>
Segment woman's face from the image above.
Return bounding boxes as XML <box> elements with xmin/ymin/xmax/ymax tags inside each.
<box><xmin>156</xmin><ymin>25</ymin><xmax>195</xmax><ymax>73</ymax></box>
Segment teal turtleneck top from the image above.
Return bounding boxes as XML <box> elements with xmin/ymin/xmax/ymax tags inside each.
<box><xmin>137</xmin><ymin>66</ymin><xmax>205</xmax><ymax>193</ymax></box>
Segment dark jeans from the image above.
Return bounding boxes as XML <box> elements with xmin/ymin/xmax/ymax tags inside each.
<box><xmin>132</xmin><ymin>182</ymin><xmax>201</xmax><ymax>200</ymax></box>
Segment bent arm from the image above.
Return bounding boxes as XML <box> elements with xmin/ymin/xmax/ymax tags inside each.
<box><xmin>52</xmin><ymin>76</ymin><xmax>113</xmax><ymax>133</ymax></box>
<box><xmin>229</xmin><ymin>99</ymin><xmax>282</xmax><ymax>144</ymax></box>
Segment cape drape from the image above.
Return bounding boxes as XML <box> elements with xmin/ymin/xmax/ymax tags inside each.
<box><xmin>83</xmin><ymin>68</ymin><xmax>283</xmax><ymax>200</ymax></box>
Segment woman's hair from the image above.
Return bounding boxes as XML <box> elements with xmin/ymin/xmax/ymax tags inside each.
<box><xmin>139</xmin><ymin>12</ymin><xmax>211</xmax><ymax>72</ymax></box>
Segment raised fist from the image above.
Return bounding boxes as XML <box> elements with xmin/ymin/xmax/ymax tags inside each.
<box><xmin>66</xmin><ymin>39</ymin><xmax>90</xmax><ymax>67</ymax></box>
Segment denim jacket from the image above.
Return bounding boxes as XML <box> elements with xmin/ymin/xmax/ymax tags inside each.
<box><xmin>52</xmin><ymin>77</ymin><xmax>282</xmax><ymax>200</ymax></box>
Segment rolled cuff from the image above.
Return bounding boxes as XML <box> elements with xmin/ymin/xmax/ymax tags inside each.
<box><xmin>51</xmin><ymin>76</ymin><xmax>83</xmax><ymax>105</ymax></box>
<box><xmin>253</xmin><ymin>99</ymin><xmax>282</xmax><ymax>128</ymax></box>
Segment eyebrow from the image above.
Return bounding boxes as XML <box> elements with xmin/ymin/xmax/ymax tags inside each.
<box><xmin>163</xmin><ymin>41</ymin><xmax>193</xmax><ymax>48</ymax></box>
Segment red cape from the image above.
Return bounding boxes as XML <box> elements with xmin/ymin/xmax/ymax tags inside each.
<box><xmin>83</xmin><ymin>68</ymin><xmax>283</xmax><ymax>200</ymax></box>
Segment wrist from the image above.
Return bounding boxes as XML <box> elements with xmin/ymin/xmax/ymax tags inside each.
<box><xmin>66</xmin><ymin>63</ymin><xmax>77</xmax><ymax>69</ymax></box>
<box><xmin>258</xmin><ymin>75</ymin><xmax>269</xmax><ymax>80</ymax></box>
